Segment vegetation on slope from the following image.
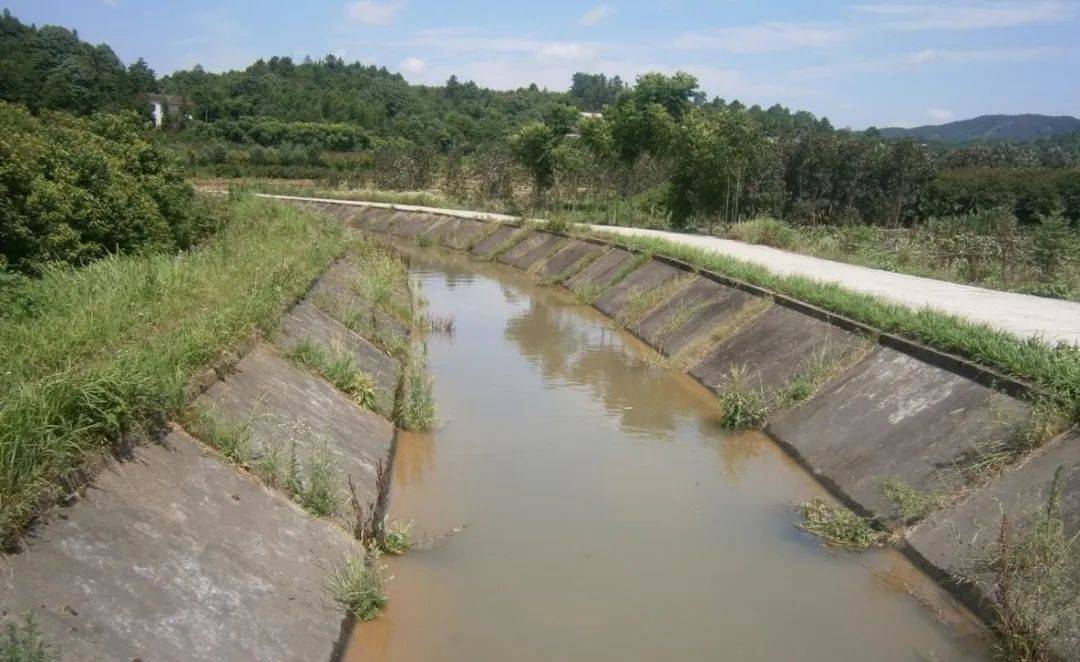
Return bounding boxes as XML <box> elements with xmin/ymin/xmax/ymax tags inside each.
<box><xmin>0</xmin><ymin>196</ymin><xmax>348</xmax><ymax>546</ymax></box>
<box><xmin>0</xmin><ymin>102</ymin><xmax>214</xmax><ymax>275</ymax></box>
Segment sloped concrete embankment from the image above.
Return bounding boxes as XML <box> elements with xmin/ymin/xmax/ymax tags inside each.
<box><xmin>0</xmin><ymin>247</ymin><xmax>411</xmax><ymax>660</ymax></box>
<box><xmin>299</xmin><ymin>198</ymin><xmax>1079</xmax><ymax>648</ymax></box>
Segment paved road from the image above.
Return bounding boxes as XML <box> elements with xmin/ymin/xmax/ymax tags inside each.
<box><xmin>265</xmin><ymin>194</ymin><xmax>1080</xmax><ymax>345</ymax></box>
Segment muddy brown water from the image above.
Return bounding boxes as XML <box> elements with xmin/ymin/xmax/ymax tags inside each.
<box><xmin>344</xmin><ymin>245</ymin><xmax>990</xmax><ymax>661</ymax></box>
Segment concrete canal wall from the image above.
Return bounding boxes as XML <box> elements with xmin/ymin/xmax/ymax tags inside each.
<box><xmin>295</xmin><ymin>196</ymin><xmax>1078</xmax><ymax>651</ymax></box>
<box><xmin>1</xmin><ymin>249</ymin><xmax>409</xmax><ymax>660</ymax></box>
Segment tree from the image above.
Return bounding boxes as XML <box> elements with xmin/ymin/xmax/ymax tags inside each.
<box><xmin>510</xmin><ymin>121</ymin><xmax>559</xmax><ymax>204</ymax></box>
<box><xmin>666</xmin><ymin>108</ymin><xmax>766</xmax><ymax>231</ymax></box>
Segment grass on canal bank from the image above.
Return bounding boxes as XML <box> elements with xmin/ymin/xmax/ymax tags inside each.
<box><xmin>581</xmin><ymin>229</ymin><xmax>1080</xmax><ymax>434</ymax></box>
<box><xmin>0</xmin><ymin>195</ymin><xmax>350</xmax><ymax>547</ymax></box>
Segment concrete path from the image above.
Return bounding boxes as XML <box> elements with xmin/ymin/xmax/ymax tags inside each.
<box><xmin>261</xmin><ymin>194</ymin><xmax>1080</xmax><ymax>345</ymax></box>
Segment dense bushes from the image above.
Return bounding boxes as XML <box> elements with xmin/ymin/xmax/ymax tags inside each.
<box><xmin>928</xmin><ymin>168</ymin><xmax>1080</xmax><ymax>225</ymax></box>
<box><xmin>0</xmin><ymin>102</ymin><xmax>213</xmax><ymax>274</ymax></box>
<box><xmin>184</xmin><ymin>117</ymin><xmax>372</xmax><ymax>151</ymax></box>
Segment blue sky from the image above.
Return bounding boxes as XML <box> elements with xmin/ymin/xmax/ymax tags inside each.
<box><xmin>6</xmin><ymin>1</ymin><xmax>1078</xmax><ymax>128</ymax></box>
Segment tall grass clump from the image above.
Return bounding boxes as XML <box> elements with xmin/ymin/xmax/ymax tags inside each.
<box><xmin>966</xmin><ymin>467</ymin><xmax>1079</xmax><ymax>661</ymax></box>
<box><xmin>0</xmin><ymin>612</ymin><xmax>55</xmax><ymax>661</ymax></box>
<box><xmin>347</xmin><ymin>248</ymin><xmax>413</xmax><ymax>325</ymax></box>
<box><xmin>295</xmin><ymin>442</ymin><xmax>343</xmax><ymax>518</ymax></box>
<box><xmin>0</xmin><ymin>196</ymin><xmax>347</xmax><ymax>546</ymax></box>
<box><xmin>326</xmin><ymin>551</ymin><xmax>389</xmax><ymax>621</ymax></box>
<box><xmin>725</xmin><ymin>217</ymin><xmax>799</xmax><ymax>249</ymax></box>
<box><xmin>715</xmin><ymin>365</ymin><xmax>767</xmax><ymax>428</ymax></box>
<box><xmin>395</xmin><ymin>360</ymin><xmax>437</xmax><ymax>432</ymax></box>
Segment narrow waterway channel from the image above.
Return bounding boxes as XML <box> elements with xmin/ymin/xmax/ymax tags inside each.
<box><xmin>345</xmin><ymin>245</ymin><xmax>990</xmax><ymax>661</ymax></box>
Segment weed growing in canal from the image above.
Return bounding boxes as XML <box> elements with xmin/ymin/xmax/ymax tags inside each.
<box><xmin>486</xmin><ymin>228</ymin><xmax>530</xmax><ymax>261</ymax></box>
<box><xmin>668</xmin><ymin>298</ymin><xmax>772</xmax><ymax>371</ymax></box>
<box><xmin>715</xmin><ymin>365</ymin><xmax>767</xmax><ymax>428</ymax></box>
<box><xmin>379</xmin><ymin>517</ymin><xmax>415</xmax><ymax>555</ymax></box>
<box><xmin>955</xmin><ymin>398</ymin><xmax>1070</xmax><ymax>485</ymax></box>
<box><xmin>427</xmin><ymin>313</ymin><xmax>456</xmax><ymax>336</ymax></box>
<box><xmin>0</xmin><ymin>612</ymin><xmax>55</xmax><ymax>661</ymax></box>
<box><xmin>285</xmin><ymin>340</ymin><xmax>380</xmax><ymax>413</ymax></box>
<box><xmin>395</xmin><ymin>361</ymin><xmax>438</xmax><ymax>432</ymax></box>
<box><xmin>296</xmin><ymin>442</ymin><xmax>344</xmax><ymax>518</ymax></box>
<box><xmin>327</xmin><ymin>551</ymin><xmax>389</xmax><ymax>621</ymax></box>
<box><xmin>617</xmin><ymin>276</ymin><xmax>691</xmax><ymax>328</ymax></box>
<box><xmin>187</xmin><ymin>408</ymin><xmax>255</xmax><ymax>467</ymax></box>
<box><xmin>571</xmin><ymin>282</ymin><xmax>605</xmax><ymax>305</ymax></box>
<box><xmin>796</xmin><ymin>497</ymin><xmax>884</xmax><ymax>549</ymax></box>
<box><xmin>878</xmin><ymin>477</ymin><xmax>946</xmax><ymax>528</ymax></box>
<box><xmin>539</xmin><ymin>250</ymin><xmax>601</xmax><ymax>287</ymax></box>
<box><xmin>772</xmin><ymin>339</ymin><xmax>875</xmax><ymax>411</ymax></box>
<box><xmin>416</xmin><ymin>234</ymin><xmax>433</xmax><ymax>248</ymax></box>
<box><xmin>347</xmin><ymin>250</ymin><xmax>412</xmax><ymax>323</ymax></box>
<box><xmin>254</xmin><ymin>440</ymin><xmax>293</xmax><ymax>491</ymax></box>
<box><xmin>965</xmin><ymin>467</ymin><xmax>1079</xmax><ymax>662</ymax></box>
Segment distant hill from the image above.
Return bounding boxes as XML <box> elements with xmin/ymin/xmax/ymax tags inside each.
<box><xmin>879</xmin><ymin>114</ymin><xmax>1080</xmax><ymax>143</ymax></box>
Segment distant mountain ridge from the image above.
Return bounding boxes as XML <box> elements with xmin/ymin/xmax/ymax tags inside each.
<box><xmin>879</xmin><ymin>114</ymin><xmax>1080</xmax><ymax>143</ymax></box>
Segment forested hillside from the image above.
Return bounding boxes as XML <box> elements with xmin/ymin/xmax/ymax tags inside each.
<box><xmin>1</xmin><ymin>9</ymin><xmax>1077</xmax><ymax>300</ymax></box>
<box><xmin>0</xmin><ymin>10</ymin><xmax>156</xmax><ymax>115</ymax></box>
<box><xmin>880</xmin><ymin>114</ymin><xmax>1080</xmax><ymax>143</ymax></box>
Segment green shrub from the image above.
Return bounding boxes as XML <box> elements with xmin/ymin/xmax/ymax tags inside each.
<box><xmin>0</xmin><ymin>103</ymin><xmax>214</xmax><ymax>275</ymax></box>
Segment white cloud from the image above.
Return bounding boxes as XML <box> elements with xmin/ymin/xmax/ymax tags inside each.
<box><xmin>400</xmin><ymin>28</ymin><xmax>603</xmax><ymax>61</ymax></box>
<box><xmin>537</xmin><ymin>42</ymin><xmax>599</xmax><ymax>61</ymax></box>
<box><xmin>579</xmin><ymin>5</ymin><xmax>614</xmax><ymax>27</ymax></box>
<box><xmin>399</xmin><ymin>56</ymin><xmax>426</xmax><ymax>74</ymax></box>
<box><xmin>793</xmin><ymin>45</ymin><xmax>1064</xmax><ymax>78</ymax></box>
<box><xmin>345</xmin><ymin>0</ymin><xmax>404</xmax><ymax>26</ymax></box>
<box><xmin>851</xmin><ymin>1</ymin><xmax>1071</xmax><ymax>30</ymax></box>
<box><xmin>674</xmin><ymin>22</ymin><xmax>848</xmax><ymax>53</ymax></box>
<box><xmin>927</xmin><ymin>108</ymin><xmax>954</xmax><ymax>121</ymax></box>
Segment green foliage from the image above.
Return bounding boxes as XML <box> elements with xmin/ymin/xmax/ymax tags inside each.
<box><xmin>0</xmin><ymin>612</ymin><xmax>55</xmax><ymax>662</ymax></box>
<box><xmin>569</xmin><ymin>72</ymin><xmax>626</xmax><ymax>112</ymax></box>
<box><xmin>0</xmin><ymin>11</ymin><xmax>151</xmax><ymax>115</ymax></box>
<box><xmin>510</xmin><ymin>121</ymin><xmax>561</xmax><ymax>201</ymax></box>
<box><xmin>0</xmin><ymin>102</ymin><xmax>213</xmax><ymax>274</ymax></box>
<box><xmin>796</xmin><ymin>497</ymin><xmax>884</xmax><ymax>549</ymax></box>
<box><xmin>0</xmin><ymin>197</ymin><xmax>346</xmax><ymax>546</ymax></box>
<box><xmin>326</xmin><ymin>551</ymin><xmax>389</xmax><ymax>621</ymax></box>
<box><xmin>185</xmin><ymin>117</ymin><xmax>370</xmax><ymax>150</ymax></box>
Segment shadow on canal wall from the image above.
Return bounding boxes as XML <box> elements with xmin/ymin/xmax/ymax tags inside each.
<box><xmin>289</xmin><ymin>196</ymin><xmax>1078</xmax><ymax>645</ymax></box>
